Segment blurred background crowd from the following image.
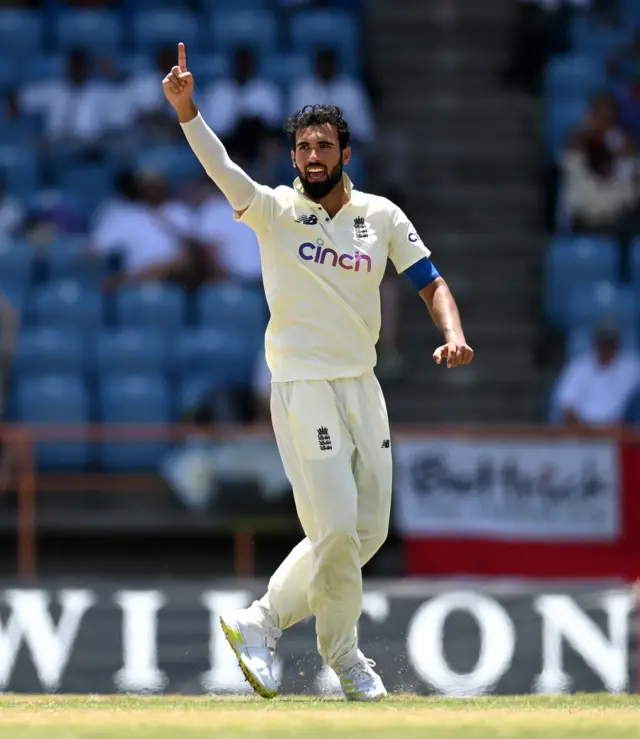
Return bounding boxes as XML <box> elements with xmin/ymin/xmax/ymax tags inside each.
<box><xmin>0</xmin><ymin>0</ymin><xmax>639</xmax><ymax>475</ymax></box>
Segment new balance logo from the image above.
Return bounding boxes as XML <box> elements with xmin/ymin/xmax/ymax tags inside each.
<box><xmin>354</xmin><ymin>216</ymin><xmax>369</xmax><ymax>239</ymax></box>
<box><xmin>381</xmin><ymin>439</ymin><xmax>390</xmax><ymax>449</ymax></box>
<box><xmin>295</xmin><ymin>214</ymin><xmax>318</xmax><ymax>225</ymax></box>
<box><xmin>317</xmin><ymin>426</ymin><xmax>332</xmax><ymax>451</ymax></box>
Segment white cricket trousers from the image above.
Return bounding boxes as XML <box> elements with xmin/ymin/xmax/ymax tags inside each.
<box><xmin>254</xmin><ymin>371</ymin><xmax>393</xmax><ymax>672</ymax></box>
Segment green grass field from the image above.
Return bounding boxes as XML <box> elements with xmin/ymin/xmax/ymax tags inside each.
<box><xmin>0</xmin><ymin>695</ymin><xmax>638</xmax><ymax>738</ymax></box>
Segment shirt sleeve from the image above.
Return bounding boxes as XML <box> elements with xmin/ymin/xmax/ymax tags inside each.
<box><xmin>387</xmin><ymin>202</ymin><xmax>431</xmax><ymax>274</ymax></box>
<box><xmin>233</xmin><ymin>183</ymin><xmax>283</xmax><ymax>236</ymax></box>
<box><xmin>555</xmin><ymin>357</ymin><xmax>587</xmax><ymax>412</ymax></box>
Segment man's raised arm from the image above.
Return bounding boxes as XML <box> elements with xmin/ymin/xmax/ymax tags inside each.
<box><xmin>163</xmin><ymin>42</ymin><xmax>257</xmax><ymax>214</ymax></box>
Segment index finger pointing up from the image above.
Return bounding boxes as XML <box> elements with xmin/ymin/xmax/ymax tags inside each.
<box><xmin>178</xmin><ymin>42</ymin><xmax>187</xmax><ymax>72</ymax></box>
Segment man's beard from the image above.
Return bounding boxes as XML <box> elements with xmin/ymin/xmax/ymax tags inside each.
<box><xmin>298</xmin><ymin>161</ymin><xmax>344</xmax><ymax>200</ymax></box>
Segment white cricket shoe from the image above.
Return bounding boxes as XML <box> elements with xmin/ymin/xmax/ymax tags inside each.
<box><xmin>219</xmin><ymin>609</ymin><xmax>281</xmax><ymax>699</ymax></box>
<box><xmin>338</xmin><ymin>657</ymin><xmax>388</xmax><ymax>702</ymax></box>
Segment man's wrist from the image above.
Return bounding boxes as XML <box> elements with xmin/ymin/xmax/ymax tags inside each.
<box><xmin>176</xmin><ymin>100</ymin><xmax>198</xmax><ymax>124</ymax></box>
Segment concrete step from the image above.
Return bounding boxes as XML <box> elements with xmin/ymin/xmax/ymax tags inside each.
<box><xmin>418</xmin><ymin>231</ymin><xmax>544</xmax><ymax>255</ymax></box>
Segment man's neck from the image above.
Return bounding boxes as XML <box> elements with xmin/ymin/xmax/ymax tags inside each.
<box><xmin>315</xmin><ymin>183</ymin><xmax>349</xmax><ymax>219</ymax></box>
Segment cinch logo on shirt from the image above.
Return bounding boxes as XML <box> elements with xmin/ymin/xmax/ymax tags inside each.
<box><xmin>298</xmin><ymin>240</ymin><xmax>372</xmax><ymax>273</ymax></box>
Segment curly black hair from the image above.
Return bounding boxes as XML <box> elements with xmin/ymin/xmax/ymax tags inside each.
<box><xmin>283</xmin><ymin>104</ymin><xmax>351</xmax><ymax>151</ymax></box>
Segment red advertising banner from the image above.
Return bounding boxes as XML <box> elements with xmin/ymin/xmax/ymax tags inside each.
<box><xmin>397</xmin><ymin>434</ymin><xmax>640</xmax><ymax>580</ymax></box>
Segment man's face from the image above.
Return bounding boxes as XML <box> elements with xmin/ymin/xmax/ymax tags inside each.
<box><xmin>595</xmin><ymin>331</ymin><xmax>619</xmax><ymax>366</ymax></box>
<box><xmin>292</xmin><ymin>124</ymin><xmax>350</xmax><ymax>200</ymax></box>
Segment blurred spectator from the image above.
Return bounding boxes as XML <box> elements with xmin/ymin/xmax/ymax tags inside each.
<box><xmin>555</xmin><ymin>321</ymin><xmax>640</xmax><ymax>426</ymax></box>
<box><xmin>562</xmin><ymin>136</ymin><xmax>636</xmax><ymax>233</ymax></box>
<box><xmin>0</xmin><ymin>171</ymin><xmax>25</xmax><ymax>237</ymax></box>
<box><xmin>124</xmin><ymin>45</ymin><xmax>182</xmax><ymax>143</ymax></box>
<box><xmin>201</xmin><ymin>47</ymin><xmax>282</xmax><ymax>180</ymax></box>
<box><xmin>561</xmin><ymin>92</ymin><xmax>638</xmax><ymax>275</ymax></box>
<box><xmin>290</xmin><ymin>48</ymin><xmax>375</xmax><ymax>146</ymax></box>
<box><xmin>186</xmin><ymin>174</ymin><xmax>263</xmax><ymax>288</ymax></box>
<box><xmin>91</xmin><ymin>170</ymin><xmax>207</xmax><ymax>291</ymax></box>
<box><xmin>20</xmin><ymin>49</ymin><xmax>113</xmax><ymax>149</ymax></box>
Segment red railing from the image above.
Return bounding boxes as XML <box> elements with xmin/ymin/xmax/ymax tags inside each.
<box><xmin>1</xmin><ymin>423</ymin><xmax>639</xmax><ymax>581</ymax></box>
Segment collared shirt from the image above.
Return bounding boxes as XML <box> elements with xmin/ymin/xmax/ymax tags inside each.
<box><xmin>236</xmin><ymin>175</ymin><xmax>430</xmax><ymax>382</ymax></box>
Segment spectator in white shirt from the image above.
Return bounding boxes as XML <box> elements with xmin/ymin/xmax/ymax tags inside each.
<box><xmin>187</xmin><ymin>174</ymin><xmax>263</xmax><ymax>288</ymax></box>
<box><xmin>20</xmin><ymin>49</ymin><xmax>112</xmax><ymax>147</ymax></box>
<box><xmin>290</xmin><ymin>48</ymin><xmax>375</xmax><ymax>145</ymax></box>
<box><xmin>555</xmin><ymin>322</ymin><xmax>640</xmax><ymax>426</ymax></box>
<box><xmin>201</xmin><ymin>47</ymin><xmax>283</xmax><ymax>179</ymax></box>
<box><xmin>90</xmin><ymin>169</ymin><xmax>206</xmax><ymax>291</ymax></box>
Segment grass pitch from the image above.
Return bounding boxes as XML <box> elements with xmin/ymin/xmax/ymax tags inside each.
<box><xmin>0</xmin><ymin>694</ymin><xmax>638</xmax><ymax>738</ymax></box>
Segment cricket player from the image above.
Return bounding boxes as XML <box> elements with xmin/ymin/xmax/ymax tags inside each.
<box><xmin>163</xmin><ymin>42</ymin><xmax>474</xmax><ymax>701</ymax></box>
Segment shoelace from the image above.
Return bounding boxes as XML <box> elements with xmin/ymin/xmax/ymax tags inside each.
<box><xmin>342</xmin><ymin>658</ymin><xmax>377</xmax><ymax>680</ymax></box>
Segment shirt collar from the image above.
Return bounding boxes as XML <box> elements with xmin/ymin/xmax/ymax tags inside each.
<box><xmin>293</xmin><ymin>173</ymin><xmax>354</xmax><ymax>203</ymax></box>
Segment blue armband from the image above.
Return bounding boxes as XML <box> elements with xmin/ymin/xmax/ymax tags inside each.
<box><xmin>402</xmin><ymin>257</ymin><xmax>440</xmax><ymax>291</ymax></box>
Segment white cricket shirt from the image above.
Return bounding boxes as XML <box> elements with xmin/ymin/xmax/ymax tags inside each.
<box><xmin>236</xmin><ymin>174</ymin><xmax>431</xmax><ymax>382</ymax></box>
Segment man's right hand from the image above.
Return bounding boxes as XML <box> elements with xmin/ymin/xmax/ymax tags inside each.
<box><xmin>163</xmin><ymin>42</ymin><xmax>197</xmax><ymax>122</ymax></box>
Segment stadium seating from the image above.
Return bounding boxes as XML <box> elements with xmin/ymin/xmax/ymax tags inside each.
<box><xmin>176</xmin><ymin>328</ymin><xmax>253</xmax><ymax>387</ymax></box>
<box><xmin>33</xmin><ymin>281</ymin><xmax>103</xmax><ymax>330</ymax></box>
<box><xmin>0</xmin><ymin>11</ymin><xmax>43</xmax><ymax>56</ymax></box>
<box><xmin>546</xmin><ymin>236</ymin><xmax>620</xmax><ymax>325</ymax></box>
<box><xmin>15</xmin><ymin>374</ymin><xmax>91</xmax><ymax>469</ymax></box>
<box><xmin>96</xmin><ymin>329</ymin><xmax>169</xmax><ymax>377</ymax></box>
<box><xmin>544</xmin><ymin>54</ymin><xmax>605</xmax><ymax>101</ymax></box>
<box><xmin>0</xmin><ymin>239</ymin><xmax>32</xmax><ymax>287</ymax></box>
<box><xmin>15</xmin><ymin>328</ymin><xmax>86</xmax><ymax>378</ymax></box>
<box><xmin>290</xmin><ymin>10</ymin><xmax>360</xmax><ymax>74</ymax></box>
<box><xmin>0</xmin><ymin>147</ymin><xmax>40</xmax><ymax>200</ymax></box>
<box><xmin>567</xmin><ymin>281</ymin><xmax>637</xmax><ymax>330</ymax></box>
<box><xmin>46</xmin><ymin>236</ymin><xmax>108</xmax><ymax>285</ymax></box>
<box><xmin>98</xmin><ymin>373</ymin><xmax>172</xmax><ymax>469</ymax></box>
<box><xmin>55</xmin><ymin>10</ymin><xmax>122</xmax><ymax>53</ymax></box>
<box><xmin>115</xmin><ymin>284</ymin><xmax>185</xmax><ymax>331</ymax></box>
<box><xmin>196</xmin><ymin>284</ymin><xmax>266</xmax><ymax>341</ymax></box>
<box><xmin>132</xmin><ymin>10</ymin><xmax>200</xmax><ymax>51</ymax></box>
<box><xmin>206</xmin><ymin>11</ymin><xmax>278</xmax><ymax>58</ymax></box>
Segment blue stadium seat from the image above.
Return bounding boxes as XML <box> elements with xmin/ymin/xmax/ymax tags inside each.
<box><xmin>55</xmin><ymin>11</ymin><xmax>122</xmax><ymax>53</ymax></box>
<box><xmin>96</xmin><ymin>329</ymin><xmax>168</xmax><ymax>375</ymax></box>
<box><xmin>15</xmin><ymin>328</ymin><xmax>85</xmax><ymax>377</ymax></box>
<box><xmin>24</xmin><ymin>55</ymin><xmax>65</xmax><ymax>84</ymax></box>
<box><xmin>0</xmin><ymin>282</ymin><xmax>27</xmax><ymax>317</ymax></box>
<box><xmin>567</xmin><ymin>282</ymin><xmax>638</xmax><ymax>330</ymax></box>
<box><xmin>631</xmin><ymin>238</ymin><xmax>640</xmax><ymax>288</ymax></box>
<box><xmin>206</xmin><ymin>10</ymin><xmax>278</xmax><ymax>57</ymax></box>
<box><xmin>290</xmin><ymin>10</ymin><xmax>360</xmax><ymax>75</ymax></box>
<box><xmin>34</xmin><ymin>280</ymin><xmax>103</xmax><ymax>330</ymax></box>
<box><xmin>132</xmin><ymin>10</ymin><xmax>199</xmax><ymax>51</ymax></box>
<box><xmin>0</xmin><ymin>147</ymin><xmax>39</xmax><ymax>199</ymax></box>
<box><xmin>545</xmin><ymin>55</ymin><xmax>605</xmax><ymax>100</ymax></box>
<box><xmin>625</xmin><ymin>387</ymin><xmax>640</xmax><ymax>426</ymax></box>
<box><xmin>546</xmin><ymin>98</ymin><xmax>589</xmax><ymax>158</ymax></box>
<box><xmin>621</xmin><ymin>0</ymin><xmax>640</xmax><ymax>28</ymax></box>
<box><xmin>0</xmin><ymin>239</ymin><xmax>32</xmax><ymax>287</ymax></box>
<box><xmin>99</xmin><ymin>373</ymin><xmax>172</xmax><ymax>470</ymax></box>
<box><xmin>176</xmin><ymin>328</ymin><xmax>254</xmax><ymax>386</ymax></box>
<box><xmin>46</xmin><ymin>236</ymin><xmax>108</xmax><ymax>284</ymax></box>
<box><xmin>14</xmin><ymin>374</ymin><xmax>90</xmax><ymax>469</ymax></box>
<box><xmin>262</xmin><ymin>53</ymin><xmax>312</xmax><ymax>95</ymax></box>
<box><xmin>115</xmin><ymin>284</ymin><xmax>185</xmax><ymax>331</ymax></box>
<box><xmin>570</xmin><ymin>20</ymin><xmax>632</xmax><ymax>60</ymax></box>
<box><xmin>186</xmin><ymin>54</ymin><xmax>230</xmax><ymax>87</ymax></box>
<box><xmin>196</xmin><ymin>284</ymin><xmax>266</xmax><ymax>340</ymax></box>
<box><xmin>57</xmin><ymin>165</ymin><xmax>113</xmax><ymax>219</ymax></box>
<box><xmin>201</xmin><ymin>0</ymin><xmax>266</xmax><ymax>10</ymax></box>
<box><xmin>546</xmin><ymin>235</ymin><xmax>619</xmax><ymax>324</ymax></box>
<box><xmin>134</xmin><ymin>145</ymin><xmax>201</xmax><ymax>185</ymax></box>
<box><xmin>0</xmin><ymin>11</ymin><xmax>42</xmax><ymax>56</ymax></box>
